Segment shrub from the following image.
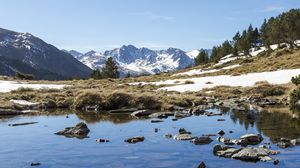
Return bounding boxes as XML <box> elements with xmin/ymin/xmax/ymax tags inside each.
<box><xmin>16</xmin><ymin>72</ymin><xmax>33</xmax><ymax>80</ymax></box>
<box><xmin>184</xmin><ymin>80</ymin><xmax>194</xmax><ymax>84</ymax></box>
<box><xmin>104</xmin><ymin>92</ymin><xmax>133</xmax><ymax>109</ymax></box>
<box><xmin>250</xmin><ymin>83</ymin><xmax>286</xmax><ymax>97</ymax></box>
<box><xmin>292</xmin><ymin>75</ymin><xmax>300</xmax><ymax>86</ymax></box>
<box><xmin>290</xmin><ymin>88</ymin><xmax>300</xmax><ymax>107</ymax></box>
<box><xmin>73</xmin><ymin>91</ymin><xmax>103</xmax><ymax>109</ymax></box>
<box><xmin>135</xmin><ymin>94</ymin><xmax>161</xmax><ymax>109</ymax></box>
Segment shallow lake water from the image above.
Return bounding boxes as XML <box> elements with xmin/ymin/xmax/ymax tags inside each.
<box><xmin>1</xmin><ymin>108</ymin><xmax>300</xmax><ymax>168</ymax></box>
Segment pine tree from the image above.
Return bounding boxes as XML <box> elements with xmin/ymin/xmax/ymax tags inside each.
<box><xmin>195</xmin><ymin>49</ymin><xmax>209</xmax><ymax>65</ymax></box>
<box><xmin>102</xmin><ymin>57</ymin><xmax>120</xmax><ymax>78</ymax></box>
<box><xmin>90</xmin><ymin>69</ymin><xmax>102</xmax><ymax>79</ymax></box>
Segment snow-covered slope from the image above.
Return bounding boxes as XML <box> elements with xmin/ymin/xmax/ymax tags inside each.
<box><xmin>130</xmin><ymin>69</ymin><xmax>300</xmax><ymax>93</ymax></box>
<box><xmin>68</xmin><ymin>45</ymin><xmax>206</xmax><ymax>77</ymax></box>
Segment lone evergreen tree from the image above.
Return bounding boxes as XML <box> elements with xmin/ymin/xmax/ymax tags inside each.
<box><xmin>102</xmin><ymin>57</ymin><xmax>120</xmax><ymax>78</ymax></box>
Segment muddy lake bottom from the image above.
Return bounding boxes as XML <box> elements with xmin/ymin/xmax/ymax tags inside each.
<box><xmin>1</xmin><ymin>108</ymin><xmax>300</xmax><ymax>168</ymax></box>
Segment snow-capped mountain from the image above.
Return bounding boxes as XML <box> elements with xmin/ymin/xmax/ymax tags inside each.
<box><xmin>186</xmin><ymin>49</ymin><xmax>212</xmax><ymax>59</ymax></box>
<box><xmin>67</xmin><ymin>45</ymin><xmax>201</xmax><ymax>77</ymax></box>
<box><xmin>0</xmin><ymin>28</ymin><xmax>91</xmax><ymax>80</ymax></box>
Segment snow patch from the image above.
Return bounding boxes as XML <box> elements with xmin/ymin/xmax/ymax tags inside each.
<box><xmin>10</xmin><ymin>100</ymin><xmax>39</xmax><ymax>106</ymax></box>
<box><xmin>0</xmin><ymin>80</ymin><xmax>68</xmax><ymax>93</ymax></box>
<box><xmin>131</xmin><ymin>69</ymin><xmax>300</xmax><ymax>93</ymax></box>
<box><xmin>172</xmin><ymin>64</ymin><xmax>240</xmax><ymax>76</ymax></box>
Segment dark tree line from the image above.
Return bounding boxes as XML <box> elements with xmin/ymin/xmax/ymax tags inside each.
<box><xmin>195</xmin><ymin>9</ymin><xmax>300</xmax><ymax>65</ymax></box>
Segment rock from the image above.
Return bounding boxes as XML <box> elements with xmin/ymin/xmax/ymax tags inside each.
<box><xmin>198</xmin><ymin>161</ymin><xmax>206</xmax><ymax>168</ymax></box>
<box><xmin>8</xmin><ymin>122</ymin><xmax>38</xmax><ymax>127</ymax></box>
<box><xmin>55</xmin><ymin>122</ymin><xmax>90</xmax><ymax>138</ymax></box>
<box><xmin>151</xmin><ymin>120</ymin><xmax>164</xmax><ymax>123</ymax></box>
<box><xmin>276</xmin><ymin>138</ymin><xmax>294</xmax><ymax>148</ymax></box>
<box><xmin>149</xmin><ymin>112</ymin><xmax>174</xmax><ymax>119</ymax></box>
<box><xmin>179</xmin><ymin>128</ymin><xmax>191</xmax><ymax>134</ymax></box>
<box><xmin>191</xmin><ymin>136</ymin><xmax>213</xmax><ymax>145</ymax></box>
<box><xmin>154</xmin><ymin>128</ymin><xmax>159</xmax><ymax>132</ymax></box>
<box><xmin>192</xmin><ymin>109</ymin><xmax>206</xmax><ymax>116</ymax></box>
<box><xmin>205</xmin><ymin>112</ymin><xmax>222</xmax><ymax>117</ymax></box>
<box><xmin>83</xmin><ymin>105</ymin><xmax>99</xmax><ymax>111</ymax></box>
<box><xmin>217</xmin><ymin>137</ymin><xmax>236</xmax><ymax>145</ymax></box>
<box><xmin>125</xmin><ymin>136</ymin><xmax>145</xmax><ymax>144</ymax></box>
<box><xmin>217</xmin><ymin>130</ymin><xmax>225</xmax><ymax>136</ymax></box>
<box><xmin>217</xmin><ymin>119</ymin><xmax>225</xmax><ymax>121</ymax></box>
<box><xmin>213</xmin><ymin>144</ymin><xmax>241</xmax><ymax>158</ymax></box>
<box><xmin>172</xmin><ymin>118</ymin><xmax>178</xmax><ymax>121</ymax></box>
<box><xmin>229</xmin><ymin>131</ymin><xmax>233</xmax><ymax>133</ymax></box>
<box><xmin>30</xmin><ymin>162</ymin><xmax>41</xmax><ymax>166</ymax></box>
<box><xmin>164</xmin><ymin>134</ymin><xmax>172</xmax><ymax>139</ymax></box>
<box><xmin>0</xmin><ymin>109</ymin><xmax>23</xmax><ymax>115</ymax></box>
<box><xmin>273</xmin><ymin>159</ymin><xmax>280</xmax><ymax>165</ymax></box>
<box><xmin>239</xmin><ymin>134</ymin><xmax>264</xmax><ymax>145</ymax></box>
<box><xmin>232</xmin><ymin>147</ymin><xmax>279</xmax><ymax>162</ymax></box>
<box><xmin>290</xmin><ymin>138</ymin><xmax>300</xmax><ymax>146</ymax></box>
<box><xmin>95</xmin><ymin>139</ymin><xmax>110</xmax><ymax>143</ymax></box>
<box><xmin>131</xmin><ymin>110</ymin><xmax>152</xmax><ymax>117</ymax></box>
<box><xmin>174</xmin><ymin>133</ymin><xmax>194</xmax><ymax>141</ymax></box>
<box><xmin>174</xmin><ymin>111</ymin><xmax>191</xmax><ymax>119</ymax></box>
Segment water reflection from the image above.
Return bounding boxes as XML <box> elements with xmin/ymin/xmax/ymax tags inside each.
<box><xmin>76</xmin><ymin>112</ymin><xmax>141</xmax><ymax>124</ymax></box>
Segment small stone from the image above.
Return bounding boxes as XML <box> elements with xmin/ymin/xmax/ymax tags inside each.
<box><xmin>217</xmin><ymin>130</ymin><xmax>225</xmax><ymax>136</ymax></box>
<box><xmin>273</xmin><ymin>159</ymin><xmax>280</xmax><ymax>165</ymax></box>
<box><xmin>198</xmin><ymin>161</ymin><xmax>206</xmax><ymax>168</ymax></box>
<box><xmin>174</xmin><ymin>133</ymin><xmax>194</xmax><ymax>141</ymax></box>
<box><xmin>172</xmin><ymin>118</ymin><xmax>178</xmax><ymax>121</ymax></box>
<box><xmin>164</xmin><ymin>134</ymin><xmax>172</xmax><ymax>139</ymax></box>
<box><xmin>125</xmin><ymin>136</ymin><xmax>145</xmax><ymax>144</ymax></box>
<box><xmin>217</xmin><ymin>119</ymin><xmax>225</xmax><ymax>121</ymax></box>
<box><xmin>30</xmin><ymin>162</ymin><xmax>41</xmax><ymax>166</ymax></box>
<box><xmin>229</xmin><ymin>131</ymin><xmax>233</xmax><ymax>133</ymax></box>
<box><xmin>154</xmin><ymin>128</ymin><xmax>159</xmax><ymax>133</ymax></box>
<box><xmin>95</xmin><ymin>139</ymin><xmax>110</xmax><ymax>143</ymax></box>
<box><xmin>151</xmin><ymin>120</ymin><xmax>164</xmax><ymax>123</ymax></box>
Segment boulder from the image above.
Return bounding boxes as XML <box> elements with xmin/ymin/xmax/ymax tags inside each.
<box><xmin>174</xmin><ymin>133</ymin><xmax>194</xmax><ymax>141</ymax></box>
<box><xmin>232</xmin><ymin>147</ymin><xmax>279</xmax><ymax>162</ymax></box>
<box><xmin>164</xmin><ymin>134</ymin><xmax>173</xmax><ymax>139</ymax></box>
<box><xmin>191</xmin><ymin>136</ymin><xmax>213</xmax><ymax>145</ymax></box>
<box><xmin>213</xmin><ymin>144</ymin><xmax>241</xmax><ymax>158</ymax></box>
<box><xmin>239</xmin><ymin>134</ymin><xmax>264</xmax><ymax>145</ymax></box>
<box><xmin>55</xmin><ymin>122</ymin><xmax>90</xmax><ymax>138</ymax></box>
<box><xmin>125</xmin><ymin>136</ymin><xmax>145</xmax><ymax>144</ymax></box>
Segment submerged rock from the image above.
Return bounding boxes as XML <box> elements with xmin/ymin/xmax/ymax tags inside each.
<box><xmin>164</xmin><ymin>134</ymin><xmax>173</xmax><ymax>139</ymax></box>
<box><xmin>55</xmin><ymin>122</ymin><xmax>90</xmax><ymax>138</ymax></box>
<box><xmin>197</xmin><ymin>161</ymin><xmax>206</xmax><ymax>168</ymax></box>
<box><xmin>30</xmin><ymin>162</ymin><xmax>41</xmax><ymax>166</ymax></box>
<box><xmin>125</xmin><ymin>136</ymin><xmax>145</xmax><ymax>144</ymax></box>
<box><xmin>8</xmin><ymin>122</ymin><xmax>38</xmax><ymax>127</ymax></box>
<box><xmin>276</xmin><ymin>138</ymin><xmax>300</xmax><ymax>148</ymax></box>
<box><xmin>191</xmin><ymin>136</ymin><xmax>213</xmax><ymax>145</ymax></box>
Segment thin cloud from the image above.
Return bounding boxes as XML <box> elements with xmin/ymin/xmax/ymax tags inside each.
<box><xmin>262</xmin><ymin>5</ymin><xmax>286</xmax><ymax>12</ymax></box>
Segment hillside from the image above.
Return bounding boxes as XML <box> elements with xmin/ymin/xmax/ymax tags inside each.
<box><xmin>0</xmin><ymin>28</ymin><xmax>91</xmax><ymax>80</ymax></box>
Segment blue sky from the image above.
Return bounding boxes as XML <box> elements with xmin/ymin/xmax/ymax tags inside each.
<box><xmin>0</xmin><ymin>0</ymin><xmax>299</xmax><ymax>52</ymax></box>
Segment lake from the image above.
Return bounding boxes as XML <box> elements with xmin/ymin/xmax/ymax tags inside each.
<box><xmin>0</xmin><ymin>108</ymin><xmax>300</xmax><ymax>168</ymax></box>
